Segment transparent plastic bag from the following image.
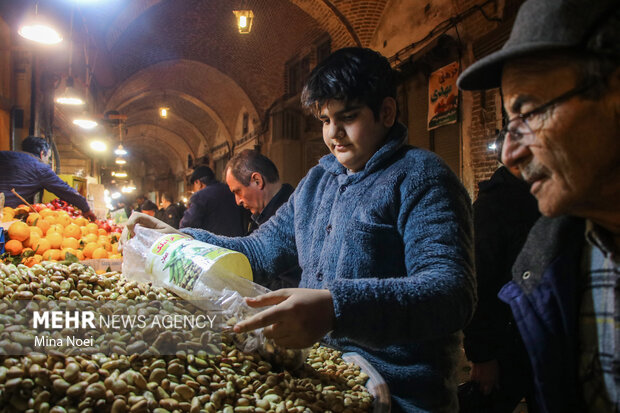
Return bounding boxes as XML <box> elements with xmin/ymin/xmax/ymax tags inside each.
<box><xmin>122</xmin><ymin>225</ymin><xmax>307</xmax><ymax>369</ymax></box>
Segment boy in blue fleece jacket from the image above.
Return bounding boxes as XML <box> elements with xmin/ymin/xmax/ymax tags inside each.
<box><xmin>125</xmin><ymin>48</ymin><xmax>475</xmax><ymax>412</ymax></box>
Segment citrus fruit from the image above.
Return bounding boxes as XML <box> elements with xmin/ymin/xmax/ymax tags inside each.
<box><xmin>92</xmin><ymin>247</ymin><xmax>109</xmax><ymax>259</ymax></box>
<box><xmin>42</xmin><ymin>249</ymin><xmax>61</xmax><ymax>261</ymax></box>
<box><xmin>29</xmin><ymin>226</ymin><xmax>43</xmax><ymax>237</ymax></box>
<box><xmin>83</xmin><ymin>233</ymin><xmax>98</xmax><ymax>244</ymax></box>
<box><xmin>85</xmin><ymin>223</ymin><xmax>99</xmax><ymax>234</ymax></box>
<box><xmin>8</xmin><ymin>221</ymin><xmax>30</xmax><ymax>242</ymax></box>
<box><xmin>26</xmin><ymin>213</ymin><xmax>40</xmax><ymax>226</ymax></box>
<box><xmin>61</xmin><ymin>237</ymin><xmax>79</xmax><ymax>250</ymax></box>
<box><xmin>63</xmin><ymin>224</ymin><xmax>81</xmax><ymax>239</ymax></box>
<box><xmin>5</xmin><ymin>239</ymin><xmax>23</xmax><ymax>255</ymax></box>
<box><xmin>45</xmin><ymin>232</ymin><xmax>63</xmax><ymax>249</ymax></box>
<box><xmin>32</xmin><ymin>238</ymin><xmax>51</xmax><ymax>255</ymax></box>
<box><xmin>82</xmin><ymin>242</ymin><xmax>99</xmax><ymax>259</ymax></box>
<box><xmin>36</xmin><ymin>219</ymin><xmax>51</xmax><ymax>235</ymax></box>
<box><xmin>74</xmin><ymin>217</ymin><xmax>88</xmax><ymax>227</ymax></box>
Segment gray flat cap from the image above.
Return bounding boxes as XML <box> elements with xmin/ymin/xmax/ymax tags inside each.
<box><xmin>458</xmin><ymin>0</ymin><xmax>619</xmax><ymax>91</ymax></box>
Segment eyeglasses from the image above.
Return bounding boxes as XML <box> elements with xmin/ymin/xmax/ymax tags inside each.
<box><xmin>496</xmin><ymin>81</ymin><xmax>595</xmax><ymax>147</ymax></box>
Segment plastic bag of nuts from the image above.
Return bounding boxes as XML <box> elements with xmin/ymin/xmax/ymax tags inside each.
<box><xmin>123</xmin><ymin>226</ymin><xmax>309</xmax><ymax>370</ymax></box>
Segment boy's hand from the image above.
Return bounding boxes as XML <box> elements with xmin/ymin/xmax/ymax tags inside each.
<box><xmin>119</xmin><ymin>212</ymin><xmax>183</xmax><ymax>250</ymax></box>
<box><xmin>234</xmin><ymin>288</ymin><xmax>335</xmax><ymax>349</ymax></box>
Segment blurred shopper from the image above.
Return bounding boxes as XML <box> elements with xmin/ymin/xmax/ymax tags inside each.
<box><xmin>134</xmin><ymin>194</ymin><xmax>147</xmax><ymax>212</ymax></box>
<box><xmin>179</xmin><ymin>166</ymin><xmax>245</xmax><ymax>236</ymax></box>
<box><xmin>158</xmin><ymin>192</ymin><xmax>182</xmax><ymax>229</ymax></box>
<box><xmin>140</xmin><ymin>200</ymin><xmax>159</xmax><ymax>217</ymax></box>
<box><xmin>225</xmin><ymin>149</ymin><xmax>300</xmax><ymax>289</ymax></box>
<box><xmin>458</xmin><ymin>0</ymin><xmax>620</xmax><ymax>412</ymax></box>
<box><xmin>0</xmin><ymin>136</ymin><xmax>96</xmax><ymax>220</ymax></box>
<box><xmin>127</xmin><ymin>47</ymin><xmax>475</xmax><ymax>412</ymax></box>
<box><xmin>462</xmin><ymin>164</ymin><xmax>540</xmax><ymax>413</ymax></box>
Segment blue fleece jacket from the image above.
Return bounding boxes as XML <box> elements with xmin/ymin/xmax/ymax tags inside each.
<box><xmin>183</xmin><ymin>123</ymin><xmax>475</xmax><ymax>412</ymax></box>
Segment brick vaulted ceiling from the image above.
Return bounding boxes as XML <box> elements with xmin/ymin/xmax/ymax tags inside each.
<box><xmin>2</xmin><ymin>0</ymin><xmax>391</xmax><ymax>176</ymax></box>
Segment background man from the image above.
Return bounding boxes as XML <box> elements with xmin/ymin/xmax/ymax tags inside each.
<box><xmin>0</xmin><ymin>136</ymin><xmax>96</xmax><ymax>220</ymax></box>
<box><xmin>463</xmin><ymin>162</ymin><xmax>540</xmax><ymax>412</ymax></box>
<box><xmin>140</xmin><ymin>200</ymin><xmax>158</xmax><ymax>217</ymax></box>
<box><xmin>458</xmin><ymin>0</ymin><xmax>620</xmax><ymax>411</ymax></box>
<box><xmin>225</xmin><ymin>149</ymin><xmax>300</xmax><ymax>288</ymax></box>
<box><xmin>158</xmin><ymin>192</ymin><xmax>182</xmax><ymax>229</ymax></box>
<box><xmin>225</xmin><ymin>150</ymin><xmax>294</xmax><ymax>234</ymax></box>
<box><xmin>179</xmin><ymin>165</ymin><xmax>246</xmax><ymax>236</ymax></box>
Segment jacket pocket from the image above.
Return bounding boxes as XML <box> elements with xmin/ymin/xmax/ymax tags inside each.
<box><xmin>336</xmin><ymin>219</ymin><xmax>405</xmax><ymax>279</ymax></box>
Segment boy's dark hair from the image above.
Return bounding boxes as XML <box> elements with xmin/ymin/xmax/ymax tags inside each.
<box><xmin>141</xmin><ymin>200</ymin><xmax>158</xmax><ymax>212</ymax></box>
<box><xmin>226</xmin><ymin>149</ymin><xmax>279</xmax><ymax>186</ymax></box>
<box><xmin>189</xmin><ymin>166</ymin><xmax>215</xmax><ymax>185</ymax></box>
<box><xmin>22</xmin><ymin>136</ymin><xmax>50</xmax><ymax>157</ymax></box>
<box><xmin>301</xmin><ymin>47</ymin><xmax>398</xmax><ymax>119</ymax></box>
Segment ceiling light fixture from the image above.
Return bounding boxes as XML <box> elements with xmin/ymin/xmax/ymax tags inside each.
<box><xmin>115</xmin><ymin>157</ymin><xmax>126</xmax><ymax>165</ymax></box>
<box><xmin>233</xmin><ymin>10</ymin><xmax>254</xmax><ymax>34</ymax></box>
<box><xmin>114</xmin><ymin>144</ymin><xmax>127</xmax><ymax>156</ymax></box>
<box><xmin>73</xmin><ymin>118</ymin><xmax>98</xmax><ymax>129</ymax></box>
<box><xmin>18</xmin><ymin>3</ymin><xmax>63</xmax><ymax>45</ymax></box>
<box><xmin>56</xmin><ymin>8</ymin><xmax>84</xmax><ymax>106</ymax></box>
<box><xmin>159</xmin><ymin>107</ymin><xmax>169</xmax><ymax>118</ymax></box>
<box><xmin>56</xmin><ymin>77</ymin><xmax>84</xmax><ymax>105</ymax></box>
<box><xmin>113</xmin><ymin>170</ymin><xmax>127</xmax><ymax>178</ymax></box>
<box><xmin>89</xmin><ymin>140</ymin><xmax>106</xmax><ymax>152</ymax></box>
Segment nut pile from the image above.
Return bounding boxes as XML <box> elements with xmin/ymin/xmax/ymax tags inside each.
<box><xmin>0</xmin><ymin>262</ymin><xmax>374</xmax><ymax>412</ymax></box>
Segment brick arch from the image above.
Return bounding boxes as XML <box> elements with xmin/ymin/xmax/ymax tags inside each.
<box><xmin>125</xmin><ymin>109</ymin><xmax>204</xmax><ymax>155</ymax></box>
<box><xmin>125</xmin><ymin>123</ymin><xmax>193</xmax><ymax>159</ymax></box>
<box><xmin>103</xmin><ymin>0</ymin><xmax>363</xmax><ymax>53</ymax></box>
<box><xmin>124</xmin><ymin>134</ymin><xmax>186</xmax><ymax>175</ymax></box>
<box><xmin>105</xmin><ymin>60</ymin><xmax>259</xmax><ymax>147</ymax></box>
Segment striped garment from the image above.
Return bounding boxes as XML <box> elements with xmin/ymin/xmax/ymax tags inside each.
<box><xmin>578</xmin><ymin>221</ymin><xmax>620</xmax><ymax>412</ymax></box>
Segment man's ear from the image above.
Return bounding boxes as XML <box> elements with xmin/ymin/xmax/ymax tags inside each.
<box><xmin>251</xmin><ymin>172</ymin><xmax>265</xmax><ymax>189</ymax></box>
<box><xmin>380</xmin><ymin>97</ymin><xmax>397</xmax><ymax>128</ymax></box>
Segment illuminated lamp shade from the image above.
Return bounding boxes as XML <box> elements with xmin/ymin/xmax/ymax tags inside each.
<box><xmin>18</xmin><ymin>14</ymin><xmax>63</xmax><ymax>45</ymax></box>
<box><xmin>113</xmin><ymin>170</ymin><xmax>128</xmax><ymax>178</ymax></box>
<box><xmin>89</xmin><ymin>140</ymin><xmax>106</xmax><ymax>152</ymax></box>
<box><xmin>159</xmin><ymin>107</ymin><xmax>169</xmax><ymax>118</ymax></box>
<box><xmin>56</xmin><ymin>77</ymin><xmax>84</xmax><ymax>105</ymax></box>
<box><xmin>115</xmin><ymin>157</ymin><xmax>126</xmax><ymax>165</ymax></box>
<box><xmin>232</xmin><ymin>10</ymin><xmax>254</xmax><ymax>34</ymax></box>
<box><xmin>114</xmin><ymin>144</ymin><xmax>127</xmax><ymax>156</ymax></box>
<box><xmin>73</xmin><ymin>117</ymin><xmax>98</xmax><ymax>129</ymax></box>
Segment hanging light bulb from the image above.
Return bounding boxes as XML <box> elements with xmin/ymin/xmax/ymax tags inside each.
<box><xmin>18</xmin><ymin>3</ymin><xmax>63</xmax><ymax>45</ymax></box>
<box><xmin>73</xmin><ymin>110</ymin><xmax>98</xmax><ymax>129</ymax></box>
<box><xmin>159</xmin><ymin>107</ymin><xmax>169</xmax><ymax>118</ymax></box>
<box><xmin>114</xmin><ymin>170</ymin><xmax>128</xmax><ymax>178</ymax></box>
<box><xmin>115</xmin><ymin>157</ymin><xmax>126</xmax><ymax>165</ymax></box>
<box><xmin>233</xmin><ymin>10</ymin><xmax>254</xmax><ymax>34</ymax></box>
<box><xmin>56</xmin><ymin>77</ymin><xmax>84</xmax><ymax>106</ymax></box>
<box><xmin>114</xmin><ymin>144</ymin><xmax>127</xmax><ymax>156</ymax></box>
<box><xmin>89</xmin><ymin>140</ymin><xmax>106</xmax><ymax>152</ymax></box>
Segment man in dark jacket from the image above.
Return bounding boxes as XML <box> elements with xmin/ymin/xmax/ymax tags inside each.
<box><xmin>463</xmin><ymin>165</ymin><xmax>540</xmax><ymax>412</ymax></box>
<box><xmin>179</xmin><ymin>166</ymin><xmax>245</xmax><ymax>236</ymax></box>
<box><xmin>458</xmin><ymin>0</ymin><xmax>620</xmax><ymax>411</ymax></box>
<box><xmin>158</xmin><ymin>193</ymin><xmax>182</xmax><ymax>229</ymax></box>
<box><xmin>0</xmin><ymin>136</ymin><xmax>96</xmax><ymax>220</ymax></box>
<box><xmin>225</xmin><ymin>149</ymin><xmax>300</xmax><ymax>289</ymax></box>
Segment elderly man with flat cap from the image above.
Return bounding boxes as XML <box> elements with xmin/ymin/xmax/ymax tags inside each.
<box><xmin>458</xmin><ymin>0</ymin><xmax>619</xmax><ymax>412</ymax></box>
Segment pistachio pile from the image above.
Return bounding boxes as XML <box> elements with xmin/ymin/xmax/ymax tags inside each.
<box><xmin>0</xmin><ymin>262</ymin><xmax>374</xmax><ymax>412</ymax></box>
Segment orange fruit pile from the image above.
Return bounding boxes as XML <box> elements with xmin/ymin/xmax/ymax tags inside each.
<box><xmin>3</xmin><ymin>207</ymin><xmax>122</xmax><ymax>266</ymax></box>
